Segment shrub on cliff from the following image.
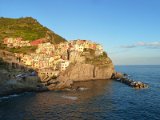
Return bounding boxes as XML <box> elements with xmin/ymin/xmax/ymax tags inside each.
<box><xmin>85</xmin><ymin>50</ymin><xmax>112</xmax><ymax>66</ymax></box>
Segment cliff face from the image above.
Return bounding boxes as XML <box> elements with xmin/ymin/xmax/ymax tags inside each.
<box><xmin>47</xmin><ymin>60</ymin><xmax>114</xmax><ymax>90</ymax></box>
<box><xmin>60</xmin><ymin>63</ymin><xmax>114</xmax><ymax>81</ymax></box>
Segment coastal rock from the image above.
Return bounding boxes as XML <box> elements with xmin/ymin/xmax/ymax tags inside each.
<box><xmin>0</xmin><ymin>76</ymin><xmax>47</xmax><ymax>97</ymax></box>
<box><xmin>48</xmin><ymin>62</ymin><xmax>115</xmax><ymax>90</ymax></box>
<box><xmin>113</xmin><ymin>75</ymin><xmax>149</xmax><ymax>89</ymax></box>
<box><xmin>111</xmin><ymin>72</ymin><xmax>124</xmax><ymax>79</ymax></box>
<box><xmin>66</xmin><ymin>63</ymin><xmax>114</xmax><ymax>81</ymax></box>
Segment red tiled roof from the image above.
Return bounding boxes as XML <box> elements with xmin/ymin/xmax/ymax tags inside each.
<box><xmin>30</xmin><ymin>39</ymin><xmax>46</xmax><ymax>46</ymax></box>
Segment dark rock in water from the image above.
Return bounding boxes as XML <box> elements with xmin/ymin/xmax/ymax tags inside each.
<box><xmin>111</xmin><ymin>72</ymin><xmax>123</xmax><ymax>79</ymax></box>
<box><xmin>123</xmin><ymin>73</ymin><xmax>131</xmax><ymax>78</ymax></box>
<box><xmin>113</xmin><ymin>73</ymin><xmax>149</xmax><ymax>89</ymax></box>
<box><xmin>123</xmin><ymin>73</ymin><xmax>128</xmax><ymax>76</ymax></box>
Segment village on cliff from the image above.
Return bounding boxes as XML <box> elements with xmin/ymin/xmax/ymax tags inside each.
<box><xmin>2</xmin><ymin>38</ymin><xmax>104</xmax><ymax>79</ymax></box>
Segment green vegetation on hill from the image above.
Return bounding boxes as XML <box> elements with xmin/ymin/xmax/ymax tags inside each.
<box><xmin>85</xmin><ymin>50</ymin><xmax>112</xmax><ymax>66</ymax></box>
<box><xmin>0</xmin><ymin>17</ymin><xmax>66</xmax><ymax>53</ymax></box>
<box><xmin>0</xmin><ymin>17</ymin><xmax>66</xmax><ymax>43</ymax></box>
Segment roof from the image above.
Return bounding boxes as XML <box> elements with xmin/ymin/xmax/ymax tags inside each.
<box><xmin>30</xmin><ymin>38</ymin><xmax>46</xmax><ymax>46</ymax></box>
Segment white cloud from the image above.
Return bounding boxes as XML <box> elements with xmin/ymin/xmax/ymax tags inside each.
<box><xmin>121</xmin><ymin>45</ymin><xmax>136</xmax><ymax>48</ymax></box>
<box><xmin>121</xmin><ymin>41</ymin><xmax>160</xmax><ymax>49</ymax></box>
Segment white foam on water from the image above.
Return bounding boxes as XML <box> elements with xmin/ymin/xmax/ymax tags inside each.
<box><xmin>78</xmin><ymin>87</ymin><xmax>89</xmax><ymax>91</ymax></box>
<box><xmin>0</xmin><ymin>94</ymin><xmax>19</xmax><ymax>100</ymax></box>
<box><xmin>61</xmin><ymin>95</ymin><xmax>78</xmax><ymax>100</ymax></box>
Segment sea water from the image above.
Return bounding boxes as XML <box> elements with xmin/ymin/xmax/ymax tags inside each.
<box><xmin>0</xmin><ymin>65</ymin><xmax>160</xmax><ymax>120</ymax></box>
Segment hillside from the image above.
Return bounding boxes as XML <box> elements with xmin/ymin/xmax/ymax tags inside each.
<box><xmin>0</xmin><ymin>17</ymin><xmax>66</xmax><ymax>44</ymax></box>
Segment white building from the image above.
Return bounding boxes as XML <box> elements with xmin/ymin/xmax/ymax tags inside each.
<box><xmin>59</xmin><ymin>60</ymin><xmax>70</xmax><ymax>71</ymax></box>
<box><xmin>74</xmin><ymin>44</ymin><xmax>84</xmax><ymax>52</ymax></box>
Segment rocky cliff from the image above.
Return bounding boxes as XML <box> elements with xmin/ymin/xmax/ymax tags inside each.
<box><xmin>48</xmin><ymin>63</ymin><xmax>114</xmax><ymax>90</ymax></box>
<box><xmin>0</xmin><ymin>48</ymin><xmax>115</xmax><ymax>95</ymax></box>
<box><xmin>47</xmin><ymin>55</ymin><xmax>115</xmax><ymax>90</ymax></box>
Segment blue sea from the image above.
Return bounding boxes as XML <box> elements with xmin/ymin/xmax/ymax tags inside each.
<box><xmin>0</xmin><ymin>65</ymin><xmax>160</xmax><ymax>120</ymax></box>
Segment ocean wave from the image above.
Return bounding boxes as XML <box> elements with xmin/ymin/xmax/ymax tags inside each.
<box><xmin>0</xmin><ymin>92</ymin><xmax>32</xmax><ymax>101</ymax></box>
<box><xmin>61</xmin><ymin>95</ymin><xmax>78</xmax><ymax>100</ymax></box>
<box><xmin>0</xmin><ymin>94</ymin><xmax>19</xmax><ymax>100</ymax></box>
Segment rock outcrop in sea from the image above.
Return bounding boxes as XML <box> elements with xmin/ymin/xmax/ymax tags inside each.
<box><xmin>111</xmin><ymin>72</ymin><xmax>149</xmax><ymax>89</ymax></box>
<box><xmin>47</xmin><ymin>62</ymin><xmax>114</xmax><ymax>90</ymax></box>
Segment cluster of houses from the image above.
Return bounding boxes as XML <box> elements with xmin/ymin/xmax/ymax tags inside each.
<box><xmin>3</xmin><ymin>37</ymin><xmax>48</xmax><ymax>48</ymax></box>
<box><xmin>3</xmin><ymin>38</ymin><xmax>31</xmax><ymax>48</ymax></box>
<box><xmin>3</xmin><ymin>38</ymin><xmax>104</xmax><ymax>78</ymax></box>
<box><xmin>36</xmin><ymin>42</ymin><xmax>55</xmax><ymax>56</ymax></box>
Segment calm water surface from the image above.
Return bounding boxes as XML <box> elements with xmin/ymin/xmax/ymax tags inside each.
<box><xmin>0</xmin><ymin>65</ymin><xmax>160</xmax><ymax>120</ymax></box>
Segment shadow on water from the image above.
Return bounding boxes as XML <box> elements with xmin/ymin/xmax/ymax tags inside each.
<box><xmin>0</xmin><ymin>80</ymin><xmax>114</xmax><ymax>120</ymax></box>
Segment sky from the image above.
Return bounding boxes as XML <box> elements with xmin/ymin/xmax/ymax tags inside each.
<box><xmin>0</xmin><ymin>0</ymin><xmax>160</xmax><ymax>65</ymax></box>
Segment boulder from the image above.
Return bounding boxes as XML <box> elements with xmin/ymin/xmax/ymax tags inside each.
<box><xmin>111</xmin><ymin>72</ymin><xmax>123</xmax><ymax>79</ymax></box>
